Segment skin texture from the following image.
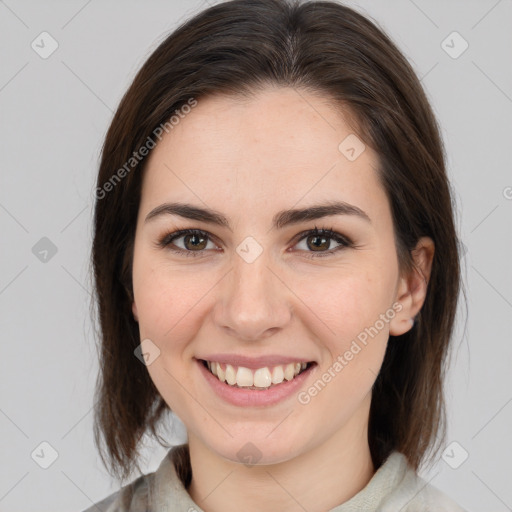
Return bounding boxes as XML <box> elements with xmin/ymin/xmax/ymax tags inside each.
<box><xmin>131</xmin><ymin>87</ymin><xmax>434</xmax><ymax>512</ymax></box>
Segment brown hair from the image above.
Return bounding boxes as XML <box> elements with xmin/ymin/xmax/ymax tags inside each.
<box><xmin>90</xmin><ymin>0</ymin><xmax>464</xmax><ymax>484</ymax></box>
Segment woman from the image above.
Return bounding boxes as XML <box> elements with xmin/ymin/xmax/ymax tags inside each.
<box><xmin>86</xmin><ymin>0</ymin><xmax>466</xmax><ymax>510</ymax></box>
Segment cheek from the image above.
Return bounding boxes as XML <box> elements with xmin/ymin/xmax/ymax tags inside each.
<box><xmin>304</xmin><ymin>270</ymin><xmax>391</xmax><ymax>341</ymax></box>
<box><xmin>299</xmin><ymin>268</ymin><xmax>395</xmax><ymax>393</ymax></box>
<box><xmin>132</xmin><ymin>260</ymin><xmax>215</xmax><ymax>355</ymax></box>
<box><xmin>296</xmin><ymin>274</ymin><xmax>392</xmax><ymax>419</ymax></box>
<box><xmin>133</xmin><ymin>262</ymin><xmax>214</xmax><ymax>410</ymax></box>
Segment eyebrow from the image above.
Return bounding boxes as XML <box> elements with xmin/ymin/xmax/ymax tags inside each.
<box><xmin>144</xmin><ymin>200</ymin><xmax>371</xmax><ymax>230</ymax></box>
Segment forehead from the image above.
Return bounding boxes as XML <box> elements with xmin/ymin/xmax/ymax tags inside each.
<box><xmin>140</xmin><ymin>87</ymin><xmax>388</xmax><ymax>227</ymax></box>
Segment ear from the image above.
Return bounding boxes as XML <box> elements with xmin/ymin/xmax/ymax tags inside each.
<box><xmin>389</xmin><ymin>236</ymin><xmax>435</xmax><ymax>336</ymax></box>
<box><xmin>132</xmin><ymin>301</ymin><xmax>139</xmax><ymax>322</ymax></box>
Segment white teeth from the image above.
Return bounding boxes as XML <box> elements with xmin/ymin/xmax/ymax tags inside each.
<box><xmin>206</xmin><ymin>360</ymin><xmax>310</xmax><ymax>388</ymax></box>
<box><xmin>254</xmin><ymin>368</ymin><xmax>272</xmax><ymax>388</ymax></box>
<box><xmin>216</xmin><ymin>363</ymin><xmax>226</xmax><ymax>382</ymax></box>
<box><xmin>236</xmin><ymin>366</ymin><xmax>254</xmax><ymax>387</ymax></box>
<box><xmin>225</xmin><ymin>364</ymin><xmax>237</xmax><ymax>385</ymax></box>
<box><xmin>271</xmin><ymin>365</ymin><xmax>284</xmax><ymax>385</ymax></box>
<box><xmin>284</xmin><ymin>363</ymin><xmax>295</xmax><ymax>381</ymax></box>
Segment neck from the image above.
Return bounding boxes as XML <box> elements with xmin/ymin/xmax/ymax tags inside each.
<box><xmin>186</xmin><ymin>401</ymin><xmax>375</xmax><ymax>512</ymax></box>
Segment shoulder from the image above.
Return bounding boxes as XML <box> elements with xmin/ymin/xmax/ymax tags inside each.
<box><xmin>81</xmin><ymin>445</ymin><xmax>189</xmax><ymax>512</ymax></box>
<box><xmin>379</xmin><ymin>453</ymin><xmax>467</xmax><ymax>512</ymax></box>
<box><xmin>81</xmin><ymin>473</ymin><xmax>151</xmax><ymax>512</ymax></box>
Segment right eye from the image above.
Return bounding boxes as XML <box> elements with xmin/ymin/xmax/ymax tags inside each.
<box><xmin>158</xmin><ymin>228</ymin><xmax>219</xmax><ymax>257</ymax></box>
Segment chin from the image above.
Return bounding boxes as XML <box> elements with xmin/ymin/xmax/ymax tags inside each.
<box><xmin>209</xmin><ymin>435</ymin><xmax>303</xmax><ymax>467</ymax></box>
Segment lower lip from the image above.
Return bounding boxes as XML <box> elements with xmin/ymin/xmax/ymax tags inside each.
<box><xmin>196</xmin><ymin>358</ymin><xmax>317</xmax><ymax>407</ymax></box>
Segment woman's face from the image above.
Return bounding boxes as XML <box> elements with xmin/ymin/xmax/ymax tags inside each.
<box><xmin>131</xmin><ymin>87</ymin><xmax>416</xmax><ymax>465</ymax></box>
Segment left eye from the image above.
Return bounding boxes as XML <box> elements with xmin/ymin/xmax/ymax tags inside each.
<box><xmin>292</xmin><ymin>228</ymin><xmax>351</xmax><ymax>257</ymax></box>
<box><xmin>157</xmin><ymin>227</ymin><xmax>353</xmax><ymax>258</ymax></box>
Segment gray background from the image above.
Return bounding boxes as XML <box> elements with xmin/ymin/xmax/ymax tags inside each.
<box><xmin>1</xmin><ymin>0</ymin><xmax>511</xmax><ymax>511</ymax></box>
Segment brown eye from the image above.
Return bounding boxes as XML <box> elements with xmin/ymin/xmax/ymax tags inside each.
<box><xmin>158</xmin><ymin>229</ymin><xmax>217</xmax><ymax>257</ymax></box>
<box><xmin>293</xmin><ymin>227</ymin><xmax>353</xmax><ymax>258</ymax></box>
<box><xmin>158</xmin><ymin>227</ymin><xmax>353</xmax><ymax>259</ymax></box>
<box><xmin>306</xmin><ymin>233</ymin><xmax>331</xmax><ymax>252</ymax></box>
<box><xmin>182</xmin><ymin>232</ymin><xmax>208</xmax><ymax>251</ymax></box>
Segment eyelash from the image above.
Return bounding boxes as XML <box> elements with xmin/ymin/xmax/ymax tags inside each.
<box><xmin>156</xmin><ymin>226</ymin><xmax>354</xmax><ymax>259</ymax></box>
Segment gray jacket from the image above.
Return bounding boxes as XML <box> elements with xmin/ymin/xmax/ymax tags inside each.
<box><xmin>82</xmin><ymin>444</ymin><xmax>467</xmax><ymax>512</ymax></box>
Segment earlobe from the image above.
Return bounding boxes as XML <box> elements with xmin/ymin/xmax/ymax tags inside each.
<box><xmin>389</xmin><ymin>313</ymin><xmax>415</xmax><ymax>336</ymax></box>
<box><xmin>132</xmin><ymin>301</ymin><xmax>139</xmax><ymax>322</ymax></box>
<box><xmin>389</xmin><ymin>280</ymin><xmax>415</xmax><ymax>336</ymax></box>
<box><xmin>389</xmin><ymin>236</ymin><xmax>435</xmax><ymax>336</ymax></box>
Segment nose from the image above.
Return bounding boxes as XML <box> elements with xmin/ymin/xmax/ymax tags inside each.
<box><xmin>213</xmin><ymin>248</ymin><xmax>293</xmax><ymax>341</ymax></box>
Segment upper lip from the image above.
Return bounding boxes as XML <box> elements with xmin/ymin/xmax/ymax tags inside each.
<box><xmin>196</xmin><ymin>354</ymin><xmax>315</xmax><ymax>370</ymax></box>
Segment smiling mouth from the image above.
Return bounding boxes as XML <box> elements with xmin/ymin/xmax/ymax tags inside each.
<box><xmin>200</xmin><ymin>359</ymin><xmax>316</xmax><ymax>390</ymax></box>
